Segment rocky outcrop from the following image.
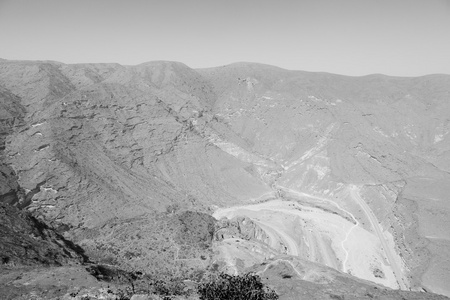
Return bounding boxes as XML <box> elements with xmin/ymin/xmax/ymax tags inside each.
<box><xmin>215</xmin><ymin>216</ymin><xmax>269</xmax><ymax>242</ymax></box>
<box><xmin>0</xmin><ymin>202</ymin><xmax>86</xmax><ymax>267</ymax></box>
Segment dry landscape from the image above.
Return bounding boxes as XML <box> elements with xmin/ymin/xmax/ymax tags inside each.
<box><xmin>1</xmin><ymin>59</ymin><xmax>450</xmax><ymax>299</ymax></box>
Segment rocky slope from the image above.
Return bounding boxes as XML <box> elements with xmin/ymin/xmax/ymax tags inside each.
<box><xmin>0</xmin><ymin>202</ymin><xmax>86</xmax><ymax>267</ymax></box>
<box><xmin>251</xmin><ymin>255</ymin><xmax>449</xmax><ymax>300</ymax></box>
<box><xmin>198</xmin><ymin>63</ymin><xmax>450</xmax><ymax>296</ymax></box>
<box><xmin>1</xmin><ymin>59</ymin><xmax>449</xmax><ymax>298</ymax></box>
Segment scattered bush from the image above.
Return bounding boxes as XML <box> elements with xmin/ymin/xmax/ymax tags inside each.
<box><xmin>197</xmin><ymin>272</ymin><xmax>278</xmax><ymax>300</ymax></box>
<box><xmin>150</xmin><ymin>276</ymin><xmax>186</xmax><ymax>297</ymax></box>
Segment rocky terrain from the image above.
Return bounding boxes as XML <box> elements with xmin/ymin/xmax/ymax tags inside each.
<box><xmin>1</xmin><ymin>59</ymin><xmax>449</xmax><ymax>299</ymax></box>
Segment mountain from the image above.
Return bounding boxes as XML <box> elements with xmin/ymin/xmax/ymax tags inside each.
<box><xmin>0</xmin><ymin>58</ymin><xmax>449</xmax><ymax>299</ymax></box>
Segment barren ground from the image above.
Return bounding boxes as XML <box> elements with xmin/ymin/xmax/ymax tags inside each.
<box><xmin>213</xmin><ymin>185</ymin><xmax>409</xmax><ymax>289</ymax></box>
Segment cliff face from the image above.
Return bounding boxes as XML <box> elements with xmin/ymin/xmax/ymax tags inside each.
<box><xmin>1</xmin><ymin>59</ymin><xmax>450</xmax><ymax>297</ymax></box>
<box><xmin>0</xmin><ymin>86</ymin><xmax>25</xmax><ymax>205</ymax></box>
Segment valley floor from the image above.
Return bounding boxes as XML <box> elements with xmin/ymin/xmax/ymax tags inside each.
<box><xmin>213</xmin><ymin>185</ymin><xmax>409</xmax><ymax>290</ymax></box>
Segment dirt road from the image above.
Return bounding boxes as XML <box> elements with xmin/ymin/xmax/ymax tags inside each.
<box><xmin>349</xmin><ymin>185</ymin><xmax>408</xmax><ymax>289</ymax></box>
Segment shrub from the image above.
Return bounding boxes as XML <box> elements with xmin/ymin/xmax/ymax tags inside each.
<box><xmin>197</xmin><ymin>272</ymin><xmax>278</xmax><ymax>300</ymax></box>
<box><xmin>151</xmin><ymin>277</ymin><xmax>186</xmax><ymax>296</ymax></box>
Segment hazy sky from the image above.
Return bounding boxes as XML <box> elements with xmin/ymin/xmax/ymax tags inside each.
<box><xmin>1</xmin><ymin>0</ymin><xmax>449</xmax><ymax>76</ymax></box>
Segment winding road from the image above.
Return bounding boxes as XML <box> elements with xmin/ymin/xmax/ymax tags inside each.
<box><xmin>349</xmin><ymin>185</ymin><xmax>408</xmax><ymax>290</ymax></box>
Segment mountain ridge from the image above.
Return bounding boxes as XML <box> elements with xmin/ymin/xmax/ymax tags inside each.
<box><xmin>2</xmin><ymin>57</ymin><xmax>450</xmax><ymax>77</ymax></box>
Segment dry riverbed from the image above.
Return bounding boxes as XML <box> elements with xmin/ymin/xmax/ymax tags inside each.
<box><xmin>213</xmin><ymin>187</ymin><xmax>409</xmax><ymax>289</ymax></box>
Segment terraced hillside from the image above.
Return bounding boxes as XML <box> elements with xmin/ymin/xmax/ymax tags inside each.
<box><xmin>1</xmin><ymin>59</ymin><xmax>449</xmax><ymax>298</ymax></box>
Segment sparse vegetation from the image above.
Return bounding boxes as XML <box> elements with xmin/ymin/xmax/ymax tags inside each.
<box><xmin>197</xmin><ymin>272</ymin><xmax>279</xmax><ymax>300</ymax></box>
<box><xmin>85</xmin><ymin>267</ymin><xmax>279</xmax><ymax>300</ymax></box>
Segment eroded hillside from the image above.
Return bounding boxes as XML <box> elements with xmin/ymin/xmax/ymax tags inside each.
<box><xmin>1</xmin><ymin>59</ymin><xmax>449</xmax><ymax>298</ymax></box>
<box><xmin>198</xmin><ymin>63</ymin><xmax>450</xmax><ymax>295</ymax></box>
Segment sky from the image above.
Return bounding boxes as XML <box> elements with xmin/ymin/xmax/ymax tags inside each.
<box><xmin>0</xmin><ymin>0</ymin><xmax>450</xmax><ymax>76</ymax></box>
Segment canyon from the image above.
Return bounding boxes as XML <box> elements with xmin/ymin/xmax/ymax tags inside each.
<box><xmin>1</xmin><ymin>59</ymin><xmax>450</xmax><ymax>299</ymax></box>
